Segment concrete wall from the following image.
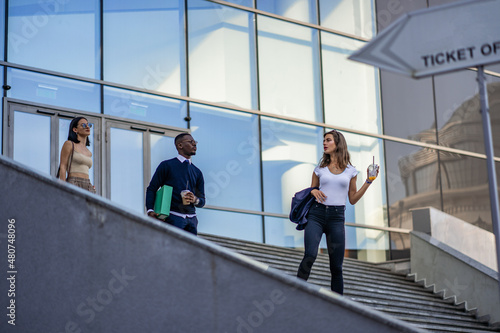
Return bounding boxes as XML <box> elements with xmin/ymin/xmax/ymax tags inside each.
<box><xmin>0</xmin><ymin>155</ymin><xmax>424</xmax><ymax>333</ymax></box>
<box><xmin>411</xmin><ymin>231</ymin><xmax>500</xmax><ymax>324</ymax></box>
<box><xmin>412</xmin><ymin>206</ymin><xmax>497</xmax><ymax>271</ymax></box>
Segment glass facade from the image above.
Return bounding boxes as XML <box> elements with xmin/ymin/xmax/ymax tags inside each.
<box><xmin>1</xmin><ymin>0</ymin><xmax>499</xmax><ymax>262</ymax></box>
<box><xmin>376</xmin><ymin>0</ymin><xmax>500</xmax><ymax>238</ymax></box>
<box><xmin>8</xmin><ymin>0</ymin><xmax>100</xmax><ymax>78</ymax></box>
<box><xmin>103</xmin><ymin>0</ymin><xmax>186</xmax><ymax>95</ymax></box>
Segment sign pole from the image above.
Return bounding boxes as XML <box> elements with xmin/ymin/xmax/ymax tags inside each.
<box><xmin>477</xmin><ymin>66</ymin><xmax>500</xmax><ymax>287</ymax></box>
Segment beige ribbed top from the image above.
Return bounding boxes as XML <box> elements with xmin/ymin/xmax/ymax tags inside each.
<box><xmin>70</xmin><ymin>151</ymin><xmax>93</xmax><ymax>174</ymax></box>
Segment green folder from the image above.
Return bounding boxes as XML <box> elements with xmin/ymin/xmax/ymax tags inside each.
<box><xmin>154</xmin><ymin>185</ymin><xmax>173</xmax><ymax>220</ymax></box>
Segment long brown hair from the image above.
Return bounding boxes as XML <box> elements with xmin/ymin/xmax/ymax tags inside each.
<box><xmin>319</xmin><ymin>130</ymin><xmax>352</xmax><ymax>169</ymax></box>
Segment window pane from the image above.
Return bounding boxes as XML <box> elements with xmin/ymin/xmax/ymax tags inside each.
<box><xmin>104</xmin><ymin>0</ymin><xmax>185</xmax><ymax>95</ymax></box>
<box><xmin>13</xmin><ymin>111</ymin><xmax>51</xmax><ymax>174</ymax></box>
<box><xmin>110</xmin><ymin>128</ymin><xmax>144</xmax><ymax>213</ymax></box>
<box><xmin>376</xmin><ymin>0</ymin><xmax>426</xmax><ymax>32</ymax></box>
<box><xmin>486</xmin><ymin>64</ymin><xmax>500</xmax><ymax>75</ymax></box>
<box><xmin>319</xmin><ymin>0</ymin><xmax>375</xmax><ymax>39</ymax></box>
<box><xmin>385</xmin><ymin>141</ymin><xmax>441</xmax><ymax>230</ymax></box>
<box><xmin>224</xmin><ymin>0</ymin><xmax>253</xmax><ymax>7</ymax></box>
<box><xmin>188</xmin><ymin>0</ymin><xmax>257</xmax><ymax>109</ymax></box>
<box><xmin>103</xmin><ymin>86</ymin><xmax>187</xmax><ymax>128</ymax></box>
<box><xmin>7</xmin><ymin>68</ymin><xmax>100</xmax><ymax>113</ymax></box>
<box><xmin>0</xmin><ymin>0</ymin><xmax>4</xmax><ymax>60</ymax></box>
<box><xmin>150</xmin><ymin>134</ymin><xmax>176</xmax><ymax>177</ymax></box>
<box><xmin>198</xmin><ymin>209</ymin><xmax>263</xmax><ymax>243</ymax></box>
<box><xmin>341</xmin><ymin>132</ymin><xmax>387</xmax><ymax>228</ymax></box>
<box><xmin>258</xmin><ymin>16</ymin><xmax>322</xmax><ymax>122</ymax></box>
<box><xmin>0</xmin><ymin>66</ymin><xmax>3</xmax><ymax>148</ymax></box>
<box><xmin>8</xmin><ymin>0</ymin><xmax>99</xmax><ymax>78</ymax></box>
<box><xmin>348</xmin><ymin>227</ymin><xmax>390</xmax><ymax>263</ymax></box>
<box><xmin>380</xmin><ymin>71</ymin><xmax>436</xmax><ymax>143</ymax></box>
<box><xmin>265</xmin><ymin>217</ymin><xmax>304</xmax><ymax>248</ymax></box>
<box><xmin>256</xmin><ymin>0</ymin><xmax>317</xmax><ymax>24</ymax></box>
<box><xmin>441</xmin><ymin>154</ymin><xmax>492</xmax><ymax>232</ymax></box>
<box><xmin>190</xmin><ymin>103</ymin><xmax>261</xmax><ymax>211</ymax></box>
<box><xmin>322</xmin><ymin>33</ymin><xmax>381</xmax><ymax>134</ymax></box>
<box><xmin>261</xmin><ymin>117</ymin><xmax>323</xmax><ymax>214</ymax></box>
<box><xmin>59</xmin><ymin>118</ymin><xmax>95</xmax><ymax>185</ymax></box>
<box><xmin>434</xmin><ymin>71</ymin><xmax>500</xmax><ymax>155</ymax></box>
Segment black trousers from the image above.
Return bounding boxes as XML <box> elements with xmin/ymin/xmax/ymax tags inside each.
<box><xmin>297</xmin><ymin>203</ymin><xmax>346</xmax><ymax>294</ymax></box>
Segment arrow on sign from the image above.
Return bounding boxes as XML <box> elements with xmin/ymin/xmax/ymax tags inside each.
<box><xmin>349</xmin><ymin>0</ymin><xmax>500</xmax><ymax>78</ymax></box>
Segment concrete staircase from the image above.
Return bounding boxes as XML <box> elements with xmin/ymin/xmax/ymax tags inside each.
<box><xmin>201</xmin><ymin>233</ymin><xmax>500</xmax><ymax>333</ymax></box>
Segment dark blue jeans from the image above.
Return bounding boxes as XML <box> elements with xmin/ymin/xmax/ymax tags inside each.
<box><xmin>165</xmin><ymin>214</ymin><xmax>198</xmax><ymax>235</ymax></box>
<box><xmin>297</xmin><ymin>203</ymin><xmax>346</xmax><ymax>294</ymax></box>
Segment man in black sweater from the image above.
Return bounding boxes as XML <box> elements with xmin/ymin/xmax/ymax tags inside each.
<box><xmin>146</xmin><ymin>133</ymin><xmax>205</xmax><ymax>235</ymax></box>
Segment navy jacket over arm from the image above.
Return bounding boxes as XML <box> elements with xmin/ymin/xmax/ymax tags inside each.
<box><xmin>146</xmin><ymin>158</ymin><xmax>205</xmax><ymax>214</ymax></box>
<box><xmin>289</xmin><ymin>187</ymin><xmax>318</xmax><ymax>230</ymax></box>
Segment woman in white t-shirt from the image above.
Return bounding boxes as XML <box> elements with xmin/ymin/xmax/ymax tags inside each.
<box><xmin>297</xmin><ymin>130</ymin><xmax>378</xmax><ymax>295</ymax></box>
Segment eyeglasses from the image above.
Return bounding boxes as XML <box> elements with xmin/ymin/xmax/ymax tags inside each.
<box><xmin>181</xmin><ymin>140</ymin><xmax>197</xmax><ymax>145</ymax></box>
<box><xmin>79</xmin><ymin>123</ymin><xmax>93</xmax><ymax>129</ymax></box>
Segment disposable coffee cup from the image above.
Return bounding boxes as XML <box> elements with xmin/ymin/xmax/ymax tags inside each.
<box><xmin>180</xmin><ymin>190</ymin><xmax>191</xmax><ymax>205</ymax></box>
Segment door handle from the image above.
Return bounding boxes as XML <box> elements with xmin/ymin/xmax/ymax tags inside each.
<box><xmin>37</xmin><ymin>110</ymin><xmax>56</xmax><ymax>116</ymax></box>
<box><xmin>130</xmin><ymin>126</ymin><xmax>147</xmax><ymax>131</ymax></box>
<box><xmin>149</xmin><ymin>129</ymin><xmax>165</xmax><ymax>134</ymax></box>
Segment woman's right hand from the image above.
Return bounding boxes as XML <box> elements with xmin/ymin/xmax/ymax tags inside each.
<box><xmin>311</xmin><ymin>189</ymin><xmax>326</xmax><ymax>203</ymax></box>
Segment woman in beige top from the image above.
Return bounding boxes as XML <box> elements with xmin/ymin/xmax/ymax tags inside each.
<box><xmin>58</xmin><ymin>116</ymin><xmax>96</xmax><ymax>194</ymax></box>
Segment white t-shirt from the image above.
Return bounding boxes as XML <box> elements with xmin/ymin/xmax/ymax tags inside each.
<box><xmin>314</xmin><ymin>164</ymin><xmax>359</xmax><ymax>206</ymax></box>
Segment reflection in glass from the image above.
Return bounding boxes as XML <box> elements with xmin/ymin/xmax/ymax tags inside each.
<box><xmin>341</xmin><ymin>131</ymin><xmax>387</xmax><ymax>226</ymax></box>
<box><xmin>389</xmin><ymin>232</ymin><xmax>410</xmax><ymax>260</ymax></box>
<box><xmin>59</xmin><ymin>118</ymin><xmax>95</xmax><ymax>185</ymax></box>
<box><xmin>0</xmin><ymin>66</ymin><xmax>3</xmax><ymax>148</ymax></box>
<box><xmin>345</xmin><ymin>226</ymin><xmax>389</xmax><ymax>262</ymax></box>
<box><xmin>486</xmin><ymin>64</ymin><xmax>500</xmax><ymax>75</ymax></box>
<box><xmin>256</xmin><ymin>0</ymin><xmax>317</xmax><ymax>24</ymax></box>
<box><xmin>265</xmin><ymin>217</ymin><xmax>391</xmax><ymax>262</ymax></box>
<box><xmin>104</xmin><ymin>0</ymin><xmax>185</xmax><ymax>95</ymax></box>
<box><xmin>7</xmin><ymin>69</ymin><xmax>100</xmax><ymax>113</ymax></box>
<box><xmin>110</xmin><ymin>128</ymin><xmax>144</xmax><ymax>213</ymax></box>
<box><xmin>434</xmin><ymin>72</ymin><xmax>500</xmax><ymax>154</ymax></box>
<box><xmin>380</xmin><ymin>71</ymin><xmax>436</xmax><ymax>143</ymax></box>
<box><xmin>319</xmin><ymin>0</ymin><xmax>375</xmax><ymax>39</ymax></box>
<box><xmin>150</xmin><ymin>134</ymin><xmax>176</xmax><ymax>177</ymax></box>
<box><xmin>261</xmin><ymin>117</ymin><xmax>322</xmax><ymax>214</ymax></box>
<box><xmin>385</xmin><ymin>141</ymin><xmax>442</xmax><ymax>231</ymax></box>
<box><xmin>13</xmin><ymin>111</ymin><xmax>51</xmax><ymax>174</ymax></box>
<box><xmin>190</xmin><ymin>103</ymin><xmax>261</xmax><ymax>211</ymax></box>
<box><xmin>188</xmin><ymin>0</ymin><xmax>257</xmax><ymax>109</ymax></box>
<box><xmin>8</xmin><ymin>0</ymin><xmax>100</xmax><ymax>78</ymax></box>
<box><xmin>0</xmin><ymin>2</ymin><xmax>4</xmax><ymax>60</ymax></box>
<box><xmin>197</xmin><ymin>209</ymin><xmax>263</xmax><ymax>242</ymax></box>
<box><xmin>258</xmin><ymin>16</ymin><xmax>322</xmax><ymax>122</ymax></box>
<box><xmin>441</xmin><ymin>154</ymin><xmax>492</xmax><ymax>231</ymax></box>
<box><xmin>223</xmin><ymin>0</ymin><xmax>253</xmax><ymax>7</ymax></box>
<box><xmin>265</xmin><ymin>217</ymin><xmax>305</xmax><ymax>248</ymax></box>
<box><xmin>103</xmin><ymin>86</ymin><xmax>187</xmax><ymax>128</ymax></box>
<box><xmin>322</xmin><ymin>33</ymin><xmax>381</xmax><ymax>134</ymax></box>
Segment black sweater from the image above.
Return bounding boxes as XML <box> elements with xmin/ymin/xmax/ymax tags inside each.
<box><xmin>146</xmin><ymin>157</ymin><xmax>205</xmax><ymax>214</ymax></box>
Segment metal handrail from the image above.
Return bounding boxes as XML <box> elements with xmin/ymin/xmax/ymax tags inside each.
<box><xmin>202</xmin><ymin>204</ymin><xmax>410</xmax><ymax>234</ymax></box>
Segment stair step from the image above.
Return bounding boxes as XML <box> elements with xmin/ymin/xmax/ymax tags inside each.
<box><xmin>200</xmin><ymin>234</ymin><xmax>500</xmax><ymax>333</ymax></box>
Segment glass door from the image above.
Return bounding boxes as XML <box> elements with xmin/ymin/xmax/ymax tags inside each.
<box><xmin>105</xmin><ymin>120</ymin><xmax>179</xmax><ymax>213</ymax></box>
<box><xmin>3</xmin><ymin>102</ymin><xmax>101</xmax><ymax>191</ymax></box>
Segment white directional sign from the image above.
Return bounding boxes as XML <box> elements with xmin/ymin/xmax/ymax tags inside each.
<box><xmin>349</xmin><ymin>0</ymin><xmax>500</xmax><ymax>78</ymax></box>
